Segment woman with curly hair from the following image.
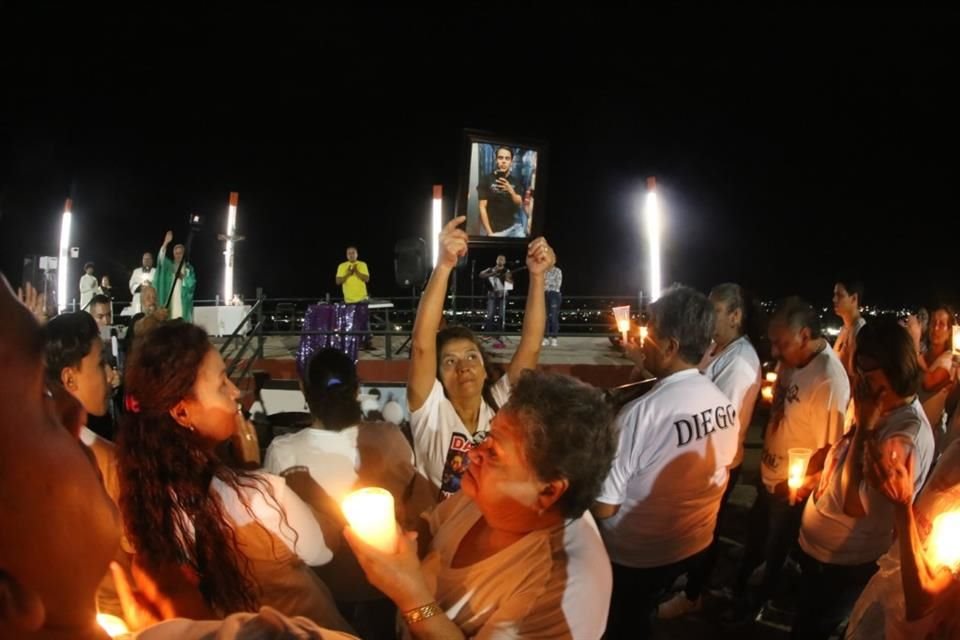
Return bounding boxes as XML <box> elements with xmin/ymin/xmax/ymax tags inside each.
<box><xmin>116</xmin><ymin>320</ymin><xmax>350</xmax><ymax>631</ymax></box>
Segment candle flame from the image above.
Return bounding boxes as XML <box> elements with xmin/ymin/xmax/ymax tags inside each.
<box><xmin>97</xmin><ymin>613</ymin><xmax>130</xmax><ymax>637</ymax></box>
<box><xmin>929</xmin><ymin>510</ymin><xmax>960</xmax><ymax>570</ymax></box>
<box><xmin>342</xmin><ymin>487</ymin><xmax>399</xmax><ymax>554</ymax></box>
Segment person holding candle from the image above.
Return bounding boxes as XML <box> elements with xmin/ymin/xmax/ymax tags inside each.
<box><xmin>116</xmin><ymin>321</ymin><xmax>352</xmax><ymax>631</ymax></box>
<box><xmin>0</xmin><ymin>275</ymin><xmax>362</xmax><ymax>640</ymax></box>
<box><xmin>791</xmin><ymin>318</ymin><xmax>935</xmax><ymax>639</ymax></box>
<box><xmin>345</xmin><ymin>370</ymin><xmax>617</xmax><ymax>639</ymax></box>
<box><xmin>658</xmin><ymin>282</ymin><xmax>763</xmax><ymax>619</ymax></box>
<box><xmin>591</xmin><ymin>284</ymin><xmax>741</xmax><ymax>638</ymax></box>
<box><xmin>846</xmin><ymin>439</ymin><xmax>960</xmax><ymax>638</ymax></box>
<box><xmin>408</xmin><ymin>216</ymin><xmax>553</xmax><ymax>499</ymax></box>
<box><xmin>729</xmin><ymin>296</ymin><xmax>850</xmax><ymax>622</ymax></box>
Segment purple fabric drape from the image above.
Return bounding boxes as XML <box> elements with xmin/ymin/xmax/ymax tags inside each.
<box><xmin>297</xmin><ymin>302</ymin><xmax>369</xmax><ymax>374</ymax></box>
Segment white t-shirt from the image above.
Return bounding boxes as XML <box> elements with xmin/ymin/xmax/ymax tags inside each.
<box><xmin>209</xmin><ymin>472</ymin><xmax>333</xmax><ymax>567</ymax></box>
<box><xmin>136</xmin><ymin>606</ymin><xmax>358</xmax><ymax>639</ymax></box>
<box><xmin>411</xmin><ymin>376</ymin><xmax>511</xmax><ymax>499</ymax></box>
<box><xmin>263</xmin><ymin>422</ymin><xmax>419</xmax><ymax>504</ymax></box>
<box><xmin>703</xmin><ymin>335</ymin><xmax>762</xmax><ymax>469</ymax></box>
<box><xmin>79</xmin><ymin>273</ymin><xmax>100</xmax><ymax>309</ymax></box>
<box><xmin>799</xmin><ymin>398</ymin><xmax>935</xmax><ymax>565</ymax></box>
<box><xmin>761</xmin><ymin>345</ymin><xmax>850</xmax><ymax>491</ymax></box>
<box><xmin>264</xmin><ymin>426</ymin><xmax>362</xmax><ymax>504</ymax></box>
<box><xmin>596</xmin><ymin>368</ymin><xmax>741</xmax><ymax>568</ymax></box>
<box><xmin>409</xmin><ymin>492</ymin><xmax>611</xmax><ymax>640</ymax></box>
<box><xmin>846</xmin><ymin>440</ymin><xmax>960</xmax><ymax>640</ymax></box>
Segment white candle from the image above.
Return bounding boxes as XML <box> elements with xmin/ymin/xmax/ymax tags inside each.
<box><xmin>639</xmin><ymin>325</ymin><xmax>648</xmax><ymax>347</ymax></box>
<box><xmin>787</xmin><ymin>447</ymin><xmax>813</xmax><ymax>490</ymax></box>
<box><xmin>342</xmin><ymin>487</ymin><xmax>399</xmax><ymax>554</ymax></box>
<box><xmin>97</xmin><ymin>613</ymin><xmax>130</xmax><ymax>638</ymax></box>
<box><xmin>928</xmin><ymin>510</ymin><xmax>960</xmax><ymax>571</ymax></box>
<box><xmin>613</xmin><ymin>305</ymin><xmax>631</xmax><ymax>344</ymax></box>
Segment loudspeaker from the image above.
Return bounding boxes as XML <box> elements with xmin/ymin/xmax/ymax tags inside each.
<box><xmin>394</xmin><ymin>238</ymin><xmax>428</xmax><ymax>288</ymax></box>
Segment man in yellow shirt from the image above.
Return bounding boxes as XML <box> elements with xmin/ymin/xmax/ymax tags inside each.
<box><xmin>336</xmin><ymin>246</ymin><xmax>370</xmax><ymax>303</ymax></box>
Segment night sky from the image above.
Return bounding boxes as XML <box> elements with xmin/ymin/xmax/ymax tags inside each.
<box><xmin>2</xmin><ymin>7</ymin><xmax>959</xmax><ymax>309</ymax></box>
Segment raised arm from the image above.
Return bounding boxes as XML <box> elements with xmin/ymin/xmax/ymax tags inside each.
<box><xmin>507</xmin><ymin>237</ymin><xmax>555</xmax><ymax>383</ymax></box>
<box><xmin>408</xmin><ymin>216</ymin><xmax>469</xmax><ymax>412</ymax></box>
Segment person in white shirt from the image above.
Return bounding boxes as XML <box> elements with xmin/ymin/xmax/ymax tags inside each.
<box><xmin>793</xmin><ymin>318</ymin><xmax>935</xmax><ymax>639</ymax></box>
<box><xmin>659</xmin><ymin>282</ymin><xmax>763</xmax><ymax>619</ymax></box>
<box><xmin>345</xmin><ymin>371</ymin><xmax>617</xmax><ymax>640</ymax></box>
<box><xmin>129</xmin><ymin>252</ymin><xmax>156</xmax><ymax>314</ymax></box>
<box><xmin>79</xmin><ymin>261</ymin><xmax>101</xmax><ymax>311</ymax></box>
<box><xmin>730</xmin><ymin>296</ymin><xmax>850</xmax><ymax>621</ymax></box>
<box><xmin>117</xmin><ymin>321</ymin><xmax>350</xmax><ymax>632</ymax></box>
<box><xmin>591</xmin><ymin>284</ymin><xmax>740</xmax><ymax>639</ymax></box>
<box><xmin>543</xmin><ymin>265</ymin><xmax>562</xmax><ymax>346</ymax></box>
<box><xmin>408</xmin><ymin>216</ymin><xmax>554</xmax><ymax>500</ymax></box>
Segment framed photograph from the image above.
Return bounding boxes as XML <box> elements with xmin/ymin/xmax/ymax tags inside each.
<box><xmin>457</xmin><ymin>129</ymin><xmax>547</xmax><ymax>245</ymax></box>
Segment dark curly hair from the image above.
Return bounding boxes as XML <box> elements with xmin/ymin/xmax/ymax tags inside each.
<box><xmin>505</xmin><ymin>370</ymin><xmax>617</xmax><ymax>518</ymax></box>
<box><xmin>117</xmin><ymin>320</ymin><xmax>284</xmax><ymax>613</ymax></box>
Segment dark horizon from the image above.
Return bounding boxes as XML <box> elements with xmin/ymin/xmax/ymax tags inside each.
<box><xmin>3</xmin><ymin>7</ymin><xmax>960</xmax><ymax>310</ymax></box>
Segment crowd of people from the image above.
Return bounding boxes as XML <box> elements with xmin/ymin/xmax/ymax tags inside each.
<box><xmin>4</xmin><ymin>219</ymin><xmax>960</xmax><ymax>640</ymax></box>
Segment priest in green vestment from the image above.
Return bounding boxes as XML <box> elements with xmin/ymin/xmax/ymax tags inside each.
<box><xmin>154</xmin><ymin>230</ymin><xmax>197</xmax><ymax>322</ymax></box>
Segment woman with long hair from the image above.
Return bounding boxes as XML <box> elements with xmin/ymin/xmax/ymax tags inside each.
<box><xmin>116</xmin><ymin>320</ymin><xmax>350</xmax><ymax>631</ymax></box>
<box><xmin>408</xmin><ymin>216</ymin><xmax>555</xmax><ymax>500</ymax></box>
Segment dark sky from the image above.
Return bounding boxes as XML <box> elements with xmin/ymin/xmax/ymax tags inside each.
<box><xmin>2</xmin><ymin>6</ymin><xmax>959</xmax><ymax>309</ymax></box>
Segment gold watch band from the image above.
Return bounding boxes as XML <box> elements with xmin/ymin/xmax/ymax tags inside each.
<box><xmin>403</xmin><ymin>601</ymin><xmax>443</xmax><ymax>625</ymax></box>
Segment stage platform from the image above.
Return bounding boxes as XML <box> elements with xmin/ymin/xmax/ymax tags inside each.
<box><xmin>219</xmin><ymin>334</ymin><xmax>638</xmax><ymax>389</ymax></box>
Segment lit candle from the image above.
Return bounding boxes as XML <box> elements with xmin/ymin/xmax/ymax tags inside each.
<box><xmin>787</xmin><ymin>447</ymin><xmax>813</xmax><ymax>506</ymax></box>
<box><xmin>639</xmin><ymin>325</ymin><xmax>648</xmax><ymax>347</ymax></box>
<box><xmin>342</xmin><ymin>487</ymin><xmax>399</xmax><ymax>554</ymax></box>
<box><xmin>612</xmin><ymin>305</ymin><xmax>631</xmax><ymax>343</ymax></box>
<box><xmin>928</xmin><ymin>510</ymin><xmax>960</xmax><ymax>571</ymax></box>
<box><xmin>761</xmin><ymin>371</ymin><xmax>778</xmax><ymax>403</ymax></box>
<box><xmin>97</xmin><ymin>613</ymin><xmax>130</xmax><ymax>638</ymax></box>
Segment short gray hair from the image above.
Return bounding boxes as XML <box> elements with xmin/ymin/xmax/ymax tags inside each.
<box><xmin>650</xmin><ymin>284</ymin><xmax>715</xmax><ymax>365</ymax></box>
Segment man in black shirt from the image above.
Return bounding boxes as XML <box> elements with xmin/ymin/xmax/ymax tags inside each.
<box><xmin>477</xmin><ymin>146</ymin><xmax>524</xmax><ymax>237</ymax></box>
